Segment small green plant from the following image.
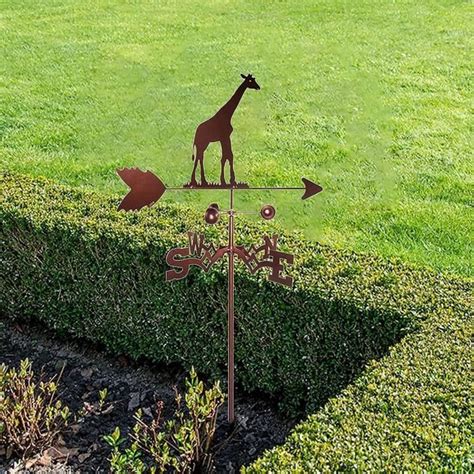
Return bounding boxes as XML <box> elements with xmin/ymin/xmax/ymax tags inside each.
<box><xmin>105</xmin><ymin>368</ymin><xmax>224</xmax><ymax>473</ymax></box>
<box><xmin>104</xmin><ymin>427</ymin><xmax>145</xmax><ymax>473</ymax></box>
<box><xmin>0</xmin><ymin>359</ymin><xmax>70</xmax><ymax>460</ymax></box>
<box><xmin>98</xmin><ymin>387</ymin><xmax>108</xmax><ymax>411</ymax></box>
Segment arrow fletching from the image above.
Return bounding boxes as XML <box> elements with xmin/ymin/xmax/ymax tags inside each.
<box><xmin>117</xmin><ymin>168</ymin><xmax>166</xmax><ymax>211</ymax></box>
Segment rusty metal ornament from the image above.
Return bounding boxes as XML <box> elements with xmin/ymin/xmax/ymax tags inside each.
<box><xmin>116</xmin><ymin>74</ymin><xmax>323</xmax><ymax>424</ymax></box>
<box><xmin>260</xmin><ymin>204</ymin><xmax>276</xmax><ymax>220</ymax></box>
<box><xmin>165</xmin><ymin>232</ymin><xmax>293</xmax><ymax>287</ymax></box>
<box><xmin>118</xmin><ymin>171</ymin><xmax>322</xmax><ymax>209</ymax></box>
<box><xmin>204</xmin><ymin>204</ymin><xmax>220</xmax><ymax>224</ymax></box>
<box><xmin>117</xmin><ymin>168</ymin><xmax>166</xmax><ymax>211</ymax></box>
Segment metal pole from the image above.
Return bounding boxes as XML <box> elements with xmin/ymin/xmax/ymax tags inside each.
<box><xmin>227</xmin><ymin>187</ymin><xmax>235</xmax><ymax>424</ymax></box>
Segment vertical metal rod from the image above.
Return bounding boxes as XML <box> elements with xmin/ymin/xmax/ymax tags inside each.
<box><xmin>228</xmin><ymin>187</ymin><xmax>235</xmax><ymax>424</ymax></box>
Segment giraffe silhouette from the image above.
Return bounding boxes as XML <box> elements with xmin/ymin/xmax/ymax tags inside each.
<box><xmin>189</xmin><ymin>74</ymin><xmax>260</xmax><ymax>187</ymax></box>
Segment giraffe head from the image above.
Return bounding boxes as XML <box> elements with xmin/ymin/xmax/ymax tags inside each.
<box><xmin>240</xmin><ymin>73</ymin><xmax>260</xmax><ymax>90</ymax></box>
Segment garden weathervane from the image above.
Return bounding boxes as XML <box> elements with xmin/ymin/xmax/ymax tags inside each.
<box><xmin>117</xmin><ymin>73</ymin><xmax>323</xmax><ymax>423</ymax></box>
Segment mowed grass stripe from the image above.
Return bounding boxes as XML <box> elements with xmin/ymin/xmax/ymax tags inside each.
<box><xmin>1</xmin><ymin>0</ymin><xmax>472</xmax><ymax>275</ymax></box>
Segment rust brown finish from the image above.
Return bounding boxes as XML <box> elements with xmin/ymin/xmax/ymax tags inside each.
<box><xmin>189</xmin><ymin>74</ymin><xmax>260</xmax><ymax>188</ymax></box>
<box><xmin>165</xmin><ymin>231</ymin><xmax>293</xmax><ymax>288</ymax></box>
<box><xmin>183</xmin><ymin>181</ymin><xmax>249</xmax><ymax>189</ymax></box>
<box><xmin>117</xmin><ymin>168</ymin><xmax>166</xmax><ymax>211</ymax></box>
<box><xmin>301</xmin><ymin>178</ymin><xmax>323</xmax><ymax>200</ymax></box>
<box><xmin>267</xmin><ymin>250</ymin><xmax>294</xmax><ymax>287</ymax></box>
<box><xmin>115</xmin><ymin>75</ymin><xmax>325</xmax><ymax>424</ymax></box>
<box><xmin>116</xmin><ymin>168</ymin><xmax>323</xmax><ymax>208</ymax></box>
<box><xmin>260</xmin><ymin>204</ymin><xmax>276</xmax><ymax>220</ymax></box>
<box><xmin>227</xmin><ymin>188</ymin><xmax>235</xmax><ymax>423</ymax></box>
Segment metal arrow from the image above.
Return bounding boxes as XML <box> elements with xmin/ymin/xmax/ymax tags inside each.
<box><xmin>117</xmin><ymin>168</ymin><xmax>322</xmax><ymax>211</ymax></box>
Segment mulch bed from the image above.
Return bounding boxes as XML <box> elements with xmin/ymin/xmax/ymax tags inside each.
<box><xmin>0</xmin><ymin>317</ymin><xmax>296</xmax><ymax>473</ymax></box>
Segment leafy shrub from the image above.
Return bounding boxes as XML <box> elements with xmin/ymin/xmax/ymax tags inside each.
<box><xmin>244</xmin><ymin>301</ymin><xmax>473</xmax><ymax>472</ymax></box>
<box><xmin>0</xmin><ymin>359</ymin><xmax>70</xmax><ymax>460</ymax></box>
<box><xmin>104</xmin><ymin>368</ymin><xmax>224</xmax><ymax>473</ymax></box>
<box><xmin>0</xmin><ymin>172</ymin><xmax>470</xmax><ymax>414</ymax></box>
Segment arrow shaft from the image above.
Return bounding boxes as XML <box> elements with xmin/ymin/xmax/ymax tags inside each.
<box><xmin>245</xmin><ymin>186</ymin><xmax>303</xmax><ymax>191</ymax></box>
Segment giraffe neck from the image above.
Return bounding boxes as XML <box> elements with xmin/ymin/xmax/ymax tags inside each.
<box><xmin>217</xmin><ymin>82</ymin><xmax>247</xmax><ymax>121</ymax></box>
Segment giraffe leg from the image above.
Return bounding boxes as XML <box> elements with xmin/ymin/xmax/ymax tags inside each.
<box><xmin>197</xmin><ymin>145</ymin><xmax>208</xmax><ymax>186</ymax></box>
<box><xmin>220</xmin><ymin>140</ymin><xmax>227</xmax><ymax>186</ymax></box>
<box><xmin>190</xmin><ymin>154</ymin><xmax>199</xmax><ymax>186</ymax></box>
<box><xmin>200</xmin><ymin>158</ymin><xmax>208</xmax><ymax>186</ymax></box>
<box><xmin>222</xmin><ymin>137</ymin><xmax>235</xmax><ymax>185</ymax></box>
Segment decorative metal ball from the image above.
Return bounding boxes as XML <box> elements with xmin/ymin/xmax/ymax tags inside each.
<box><xmin>260</xmin><ymin>204</ymin><xmax>276</xmax><ymax>220</ymax></box>
<box><xmin>204</xmin><ymin>204</ymin><xmax>220</xmax><ymax>224</ymax></box>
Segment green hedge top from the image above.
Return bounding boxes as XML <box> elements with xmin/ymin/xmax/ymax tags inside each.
<box><xmin>0</xmin><ymin>171</ymin><xmax>471</xmax><ymax>413</ymax></box>
<box><xmin>245</xmin><ymin>289</ymin><xmax>473</xmax><ymax>472</ymax></box>
<box><xmin>1</xmin><ymin>171</ymin><xmax>468</xmax><ymax>318</ymax></box>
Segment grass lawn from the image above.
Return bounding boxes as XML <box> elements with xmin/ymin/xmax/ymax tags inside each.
<box><xmin>1</xmin><ymin>0</ymin><xmax>472</xmax><ymax>276</ymax></box>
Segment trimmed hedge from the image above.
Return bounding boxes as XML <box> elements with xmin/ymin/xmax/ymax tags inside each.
<box><xmin>0</xmin><ymin>172</ymin><xmax>470</xmax><ymax>415</ymax></box>
<box><xmin>245</xmin><ymin>293</ymin><xmax>472</xmax><ymax>472</ymax></box>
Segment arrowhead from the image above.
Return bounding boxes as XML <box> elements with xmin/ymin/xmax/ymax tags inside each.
<box><xmin>117</xmin><ymin>168</ymin><xmax>166</xmax><ymax>211</ymax></box>
<box><xmin>301</xmin><ymin>178</ymin><xmax>323</xmax><ymax>200</ymax></box>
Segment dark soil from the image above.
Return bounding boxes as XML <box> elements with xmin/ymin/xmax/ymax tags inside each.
<box><xmin>0</xmin><ymin>317</ymin><xmax>296</xmax><ymax>473</ymax></box>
